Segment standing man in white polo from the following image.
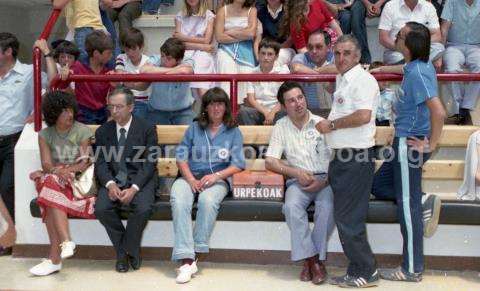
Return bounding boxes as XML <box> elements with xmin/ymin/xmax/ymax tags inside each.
<box><xmin>316</xmin><ymin>35</ymin><xmax>379</xmax><ymax>288</ymax></box>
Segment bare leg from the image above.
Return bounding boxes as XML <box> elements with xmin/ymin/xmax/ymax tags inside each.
<box><xmin>44</xmin><ymin>208</ymin><xmax>61</xmax><ymax>264</ymax></box>
<box><xmin>0</xmin><ymin>197</ymin><xmax>15</xmax><ymax>248</ymax></box>
<box><xmin>50</xmin><ymin>207</ymin><xmax>71</xmax><ymax>243</ymax></box>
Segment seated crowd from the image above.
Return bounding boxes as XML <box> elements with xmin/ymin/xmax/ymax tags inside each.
<box><xmin>0</xmin><ymin>0</ymin><xmax>479</xmax><ymax>288</ymax></box>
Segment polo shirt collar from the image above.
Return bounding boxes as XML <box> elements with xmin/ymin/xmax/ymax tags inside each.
<box><xmin>267</xmin><ymin>4</ymin><xmax>283</xmax><ymax>19</ymax></box>
<box><xmin>400</xmin><ymin>0</ymin><xmax>423</xmax><ymax>11</ymax></box>
<box><xmin>11</xmin><ymin>59</ymin><xmax>27</xmax><ymax>76</ymax></box>
<box><xmin>286</xmin><ymin>110</ymin><xmax>316</xmax><ymax>131</ymax></box>
<box><xmin>341</xmin><ymin>64</ymin><xmax>363</xmax><ymax>84</ymax></box>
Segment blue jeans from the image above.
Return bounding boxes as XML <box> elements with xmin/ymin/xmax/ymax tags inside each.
<box><xmin>77</xmin><ymin>105</ymin><xmax>108</xmax><ymax>125</ymax></box>
<box><xmin>100</xmin><ymin>9</ymin><xmax>121</xmax><ymax>70</ymax></box>
<box><xmin>133</xmin><ymin>101</ymin><xmax>148</xmax><ymax>119</ymax></box>
<box><xmin>372</xmin><ymin>137</ymin><xmax>431</xmax><ymax>274</ymax></box>
<box><xmin>142</xmin><ymin>0</ymin><xmax>174</xmax><ymax>14</ymax></box>
<box><xmin>146</xmin><ymin>105</ymin><xmax>194</xmax><ymax>125</ymax></box>
<box><xmin>170</xmin><ymin>178</ymin><xmax>228</xmax><ymax>261</ymax></box>
<box><xmin>74</xmin><ymin>27</ymin><xmax>95</xmax><ymax>65</ymax></box>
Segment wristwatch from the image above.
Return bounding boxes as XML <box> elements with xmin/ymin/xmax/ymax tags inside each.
<box><xmin>329</xmin><ymin>120</ymin><xmax>336</xmax><ymax>130</ymax></box>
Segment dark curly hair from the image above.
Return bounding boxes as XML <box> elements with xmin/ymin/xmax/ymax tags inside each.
<box><xmin>197</xmin><ymin>87</ymin><xmax>237</xmax><ymax>129</ymax></box>
<box><xmin>42</xmin><ymin>91</ymin><xmax>78</xmax><ymax>127</ymax></box>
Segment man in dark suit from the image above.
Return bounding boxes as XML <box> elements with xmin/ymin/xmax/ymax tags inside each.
<box><xmin>94</xmin><ymin>87</ymin><xmax>158</xmax><ymax>273</ymax></box>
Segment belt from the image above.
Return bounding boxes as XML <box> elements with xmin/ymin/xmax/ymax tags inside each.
<box><xmin>0</xmin><ymin>131</ymin><xmax>21</xmax><ymax>142</ymax></box>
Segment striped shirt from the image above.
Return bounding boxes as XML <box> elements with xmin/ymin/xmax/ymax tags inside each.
<box><xmin>266</xmin><ymin>112</ymin><xmax>331</xmax><ymax>174</ymax></box>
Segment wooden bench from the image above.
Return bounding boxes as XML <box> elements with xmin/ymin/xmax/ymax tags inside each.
<box><xmin>31</xmin><ymin>125</ymin><xmax>480</xmax><ymax>225</ymax></box>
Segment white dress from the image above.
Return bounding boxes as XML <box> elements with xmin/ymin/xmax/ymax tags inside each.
<box><xmin>216</xmin><ymin>5</ymin><xmax>255</xmax><ymax>104</ymax></box>
<box><xmin>176</xmin><ymin>10</ymin><xmax>216</xmax><ymax>91</ymax></box>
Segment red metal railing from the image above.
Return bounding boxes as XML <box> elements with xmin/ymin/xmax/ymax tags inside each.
<box><xmin>34</xmin><ymin>9</ymin><xmax>480</xmax><ymax>132</ymax></box>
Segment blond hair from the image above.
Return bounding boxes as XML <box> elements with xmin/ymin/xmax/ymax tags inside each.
<box><xmin>182</xmin><ymin>0</ymin><xmax>209</xmax><ymax>17</ymax></box>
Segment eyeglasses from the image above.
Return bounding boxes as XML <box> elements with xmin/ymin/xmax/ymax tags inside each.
<box><xmin>106</xmin><ymin>104</ymin><xmax>127</xmax><ymax>111</ymax></box>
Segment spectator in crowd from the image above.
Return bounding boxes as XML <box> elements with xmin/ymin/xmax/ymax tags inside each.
<box><xmin>282</xmin><ymin>0</ymin><xmax>343</xmax><ymax>54</ymax></box>
<box><xmin>316</xmin><ymin>35</ymin><xmax>379</xmax><ymax>288</ymax></box>
<box><xmin>238</xmin><ymin>38</ymin><xmax>289</xmax><ymax>125</ymax></box>
<box><xmin>171</xmin><ymin>87</ymin><xmax>245</xmax><ymax>284</ymax></box>
<box><xmin>104</xmin><ymin>0</ymin><xmax>142</xmax><ymax>38</ymax></box>
<box><xmin>326</xmin><ymin>0</ymin><xmax>388</xmax><ymax>64</ymax></box>
<box><xmin>128</xmin><ymin>37</ymin><xmax>195</xmax><ymax>125</ymax></box>
<box><xmin>28</xmin><ymin>91</ymin><xmax>95</xmax><ymax>276</ymax></box>
<box><xmin>372</xmin><ymin>22</ymin><xmax>446</xmax><ymax>282</ymax></box>
<box><xmin>34</xmin><ymin>39</ymin><xmax>80</xmax><ymax>93</ymax></box>
<box><xmin>265</xmin><ymin>81</ymin><xmax>333</xmax><ymax>285</ymax></box>
<box><xmin>0</xmin><ymin>197</ymin><xmax>15</xmax><ymax>249</ymax></box>
<box><xmin>174</xmin><ymin>0</ymin><xmax>216</xmax><ymax>100</ymax></box>
<box><xmin>53</xmin><ymin>0</ymin><xmax>107</xmax><ymax>64</ymax></box>
<box><xmin>440</xmin><ymin>0</ymin><xmax>480</xmax><ymax>125</ymax></box>
<box><xmin>215</xmin><ymin>0</ymin><xmax>257</xmax><ymax>104</ymax></box>
<box><xmin>378</xmin><ymin>0</ymin><xmax>445</xmax><ymax>70</ymax></box>
<box><xmin>94</xmin><ymin>88</ymin><xmax>158</xmax><ymax>273</ymax></box>
<box><xmin>58</xmin><ymin>30</ymin><xmax>114</xmax><ymax>125</ymax></box>
<box><xmin>369</xmin><ymin>61</ymin><xmax>396</xmax><ymax>126</ymax></box>
<box><xmin>290</xmin><ymin>30</ymin><xmax>338</xmax><ymax>117</ymax></box>
<box><xmin>0</xmin><ymin>32</ymin><xmax>47</xmax><ymax>256</ymax></box>
<box><xmin>255</xmin><ymin>0</ymin><xmax>295</xmax><ymax>66</ymax></box>
<box><xmin>457</xmin><ymin>129</ymin><xmax>480</xmax><ymax>200</ymax></box>
<box><xmin>115</xmin><ymin>28</ymin><xmax>151</xmax><ymax>119</ymax></box>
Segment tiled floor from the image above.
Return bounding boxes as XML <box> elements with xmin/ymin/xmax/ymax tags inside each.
<box><xmin>0</xmin><ymin>257</ymin><xmax>479</xmax><ymax>291</ymax></box>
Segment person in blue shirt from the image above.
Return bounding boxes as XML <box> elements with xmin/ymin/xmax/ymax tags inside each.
<box><xmin>371</xmin><ymin>22</ymin><xmax>446</xmax><ymax>282</ymax></box>
<box><xmin>170</xmin><ymin>87</ymin><xmax>245</xmax><ymax>284</ymax></box>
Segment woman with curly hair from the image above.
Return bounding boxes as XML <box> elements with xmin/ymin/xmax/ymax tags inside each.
<box><xmin>282</xmin><ymin>0</ymin><xmax>343</xmax><ymax>53</ymax></box>
<box><xmin>29</xmin><ymin>91</ymin><xmax>95</xmax><ymax>277</ymax></box>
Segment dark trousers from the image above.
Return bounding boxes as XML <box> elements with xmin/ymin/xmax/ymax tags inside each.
<box><xmin>106</xmin><ymin>1</ymin><xmax>142</xmax><ymax>37</ymax></box>
<box><xmin>94</xmin><ymin>180</ymin><xmax>155</xmax><ymax>259</ymax></box>
<box><xmin>372</xmin><ymin>137</ymin><xmax>430</xmax><ymax>273</ymax></box>
<box><xmin>328</xmin><ymin>147</ymin><xmax>377</xmax><ymax>278</ymax></box>
<box><xmin>328</xmin><ymin>0</ymin><xmax>377</xmax><ymax>64</ymax></box>
<box><xmin>0</xmin><ymin>132</ymin><xmax>21</xmax><ymax>220</ymax></box>
<box><xmin>237</xmin><ymin>105</ymin><xmax>286</xmax><ymax>125</ymax></box>
<box><xmin>78</xmin><ymin>105</ymin><xmax>108</xmax><ymax>125</ymax></box>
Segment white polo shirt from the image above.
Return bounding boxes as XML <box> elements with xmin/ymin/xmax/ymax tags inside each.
<box><xmin>115</xmin><ymin>53</ymin><xmax>151</xmax><ymax>99</ymax></box>
<box><xmin>326</xmin><ymin>64</ymin><xmax>379</xmax><ymax>149</ymax></box>
<box><xmin>379</xmin><ymin>0</ymin><xmax>440</xmax><ymax>41</ymax></box>
<box><xmin>246</xmin><ymin>64</ymin><xmax>290</xmax><ymax>110</ymax></box>
<box><xmin>266</xmin><ymin>112</ymin><xmax>331</xmax><ymax>174</ymax></box>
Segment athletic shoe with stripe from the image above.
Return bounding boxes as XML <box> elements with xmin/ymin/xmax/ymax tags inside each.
<box><xmin>338</xmin><ymin>270</ymin><xmax>380</xmax><ymax>288</ymax></box>
<box><xmin>380</xmin><ymin>266</ymin><xmax>422</xmax><ymax>282</ymax></box>
<box><xmin>423</xmin><ymin>194</ymin><xmax>441</xmax><ymax>238</ymax></box>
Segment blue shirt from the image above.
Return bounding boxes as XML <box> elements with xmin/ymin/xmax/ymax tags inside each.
<box><xmin>394</xmin><ymin>60</ymin><xmax>438</xmax><ymax>137</ymax></box>
<box><xmin>291</xmin><ymin>52</ymin><xmax>334</xmax><ymax>110</ymax></box>
<box><xmin>0</xmin><ymin>60</ymin><xmax>47</xmax><ymax>135</ymax></box>
<box><xmin>147</xmin><ymin>55</ymin><xmax>194</xmax><ymax>111</ymax></box>
<box><xmin>175</xmin><ymin>121</ymin><xmax>246</xmax><ymax>178</ymax></box>
<box><xmin>441</xmin><ymin>0</ymin><xmax>480</xmax><ymax>45</ymax></box>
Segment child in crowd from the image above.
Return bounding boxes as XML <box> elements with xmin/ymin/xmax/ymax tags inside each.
<box><xmin>128</xmin><ymin>37</ymin><xmax>195</xmax><ymax>125</ymax></box>
<box><xmin>34</xmin><ymin>39</ymin><xmax>80</xmax><ymax>93</ymax></box>
<box><xmin>370</xmin><ymin>61</ymin><xmax>396</xmax><ymax>126</ymax></box>
<box><xmin>58</xmin><ymin>30</ymin><xmax>114</xmax><ymax>125</ymax></box>
<box><xmin>215</xmin><ymin>0</ymin><xmax>257</xmax><ymax>104</ymax></box>
<box><xmin>174</xmin><ymin>0</ymin><xmax>216</xmax><ymax>100</ymax></box>
<box><xmin>115</xmin><ymin>28</ymin><xmax>151</xmax><ymax>119</ymax></box>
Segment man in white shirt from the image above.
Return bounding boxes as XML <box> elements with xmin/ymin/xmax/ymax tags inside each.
<box><xmin>378</xmin><ymin>0</ymin><xmax>444</xmax><ymax>69</ymax></box>
<box><xmin>316</xmin><ymin>35</ymin><xmax>379</xmax><ymax>288</ymax></box>
<box><xmin>265</xmin><ymin>81</ymin><xmax>333</xmax><ymax>285</ymax></box>
<box><xmin>238</xmin><ymin>39</ymin><xmax>289</xmax><ymax>125</ymax></box>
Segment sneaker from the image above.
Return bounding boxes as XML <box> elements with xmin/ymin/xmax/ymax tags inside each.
<box><xmin>423</xmin><ymin>194</ymin><xmax>441</xmax><ymax>238</ymax></box>
<box><xmin>60</xmin><ymin>241</ymin><xmax>76</xmax><ymax>259</ymax></box>
<box><xmin>175</xmin><ymin>261</ymin><xmax>198</xmax><ymax>284</ymax></box>
<box><xmin>329</xmin><ymin>274</ymin><xmax>350</xmax><ymax>285</ymax></box>
<box><xmin>29</xmin><ymin>259</ymin><xmax>62</xmax><ymax>276</ymax></box>
<box><xmin>338</xmin><ymin>270</ymin><xmax>380</xmax><ymax>288</ymax></box>
<box><xmin>380</xmin><ymin>267</ymin><xmax>422</xmax><ymax>282</ymax></box>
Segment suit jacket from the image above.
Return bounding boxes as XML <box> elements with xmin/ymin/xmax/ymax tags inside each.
<box><xmin>95</xmin><ymin>116</ymin><xmax>158</xmax><ymax>190</ymax></box>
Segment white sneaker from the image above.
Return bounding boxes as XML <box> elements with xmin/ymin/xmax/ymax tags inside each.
<box><xmin>60</xmin><ymin>241</ymin><xmax>76</xmax><ymax>259</ymax></box>
<box><xmin>29</xmin><ymin>259</ymin><xmax>62</xmax><ymax>276</ymax></box>
<box><xmin>175</xmin><ymin>261</ymin><xmax>198</xmax><ymax>284</ymax></box>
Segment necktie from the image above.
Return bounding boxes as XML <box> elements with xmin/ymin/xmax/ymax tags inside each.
<box><xmin>115</xmin><ymin>128</ymin><xmax>128</xmax><ymax>187</ymax></box>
